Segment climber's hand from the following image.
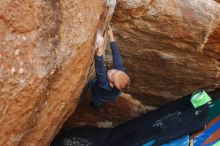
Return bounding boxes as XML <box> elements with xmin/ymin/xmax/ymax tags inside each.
<box><xmin>96</xmin><ymin>34</ymin><xmax>105</xmax><ymax>56</ymax></box>
<box><xmin>107</xmin><ymin>26</ymin><xmax>115</xmax><ymax>42</ymax></box>
<box><xmin>95</xmin><ymin>32</ymin><xmax>105</xmax><ymax>56</ymax></box>
<box><xmin>96</xmin><ymin>45</ymin><xmax>105</xmax><ymax>56</ymax></box>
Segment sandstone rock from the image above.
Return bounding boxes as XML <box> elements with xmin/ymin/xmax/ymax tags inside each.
<box><xmin>1</xmin><ymin>0</ymin><xmax>220</xmax><ymax>144</ymax></box>
<box><xmin>0</xmin><ymin>0</ymin><xmax>112</xmax><ymax>145</ymax></box>
<box><xmin>64</xmin><ymin>92</ymin><xmax>148</xmax><ymax>128</ymax></box>
<box><xmin>110</xmin><ymin>0</ymin><xmax>220</xmax><ymax>106</ymax></box>
<box><xmin>63</xmin><ymin>0</ymin><xmax>220</xmax><ymax>129</ymax></box>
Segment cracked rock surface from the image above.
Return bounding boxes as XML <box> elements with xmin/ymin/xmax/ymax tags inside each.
<box><xmin>0</xmin><ymin>0</ymin><xmax>220</xmax><ymax>145</ymax></box>
<box><xmin>65</xmin><ymin>0</ymin><xmax>220</xmax><ymax>129</ymax></box>
<box><xmin>110</xmin><ymin>0</ymin><xmax>220</xmax><ymax>105</ymax></box>
<box><xmin>0</xmin><ymin>0</ymin><xmax>109</xmax><ymax>145</ymax></box>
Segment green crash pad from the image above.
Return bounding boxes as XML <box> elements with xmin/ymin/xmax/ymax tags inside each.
<box><xmin>191</xmin><ymin>90</ymin><xmax>212</xmax><ymax>108</ymax></box>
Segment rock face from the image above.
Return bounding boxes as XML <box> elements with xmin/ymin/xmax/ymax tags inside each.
<box><xmin>64</xmin><ymin>0</ymin><xmax>220</xmax><ymax>129</ymax></box>
<box><xmin>0</xmin><ymin>0</ymin><xmax>113</xmax><ymax>145</ymax></box>
<box><xmin>1</xmin><ymin>0</ymin><xmax>220</xmax><ymax>145</ymax></box>
<box><xmin>111</xmin><ymin>0</ymin><xmax>220</xmax><ymax>106</ymax></box>
<box><xmin>64</xmin><ymin>92</ymin><xmax>148</xmax><ymax>128</ymax></box>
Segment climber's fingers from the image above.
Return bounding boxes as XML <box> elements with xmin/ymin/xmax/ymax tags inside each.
<box><xmin>107</xmin><ymin>26</ymin><xmax>114</xmax><ymax>37</ymax></box>
<box><xmin>108</xmin><ymin>25</ymin><xmax>113</xmax><ymax>32</ymax></box>
<box><xmin>108</xmin><ymin>25</ymin><xmax>111</xmax><ymax>30</ymax></box>
<box><xmin>107</xmin><ymin>25</ymin><xmax>114</xmax><ymax>41</ymax></box>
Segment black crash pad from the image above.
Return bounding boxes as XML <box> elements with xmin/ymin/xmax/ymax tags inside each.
<box><xmin>51</xmin><ymin>91</ymin><xmax>217</xmax><ymax>146</ymax></box>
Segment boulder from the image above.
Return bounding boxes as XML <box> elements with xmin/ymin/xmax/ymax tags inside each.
<box><xmin>1</xmin><ymin>0</ymin><xmax>220</xmax><ymax>144</ymax></box>
<box><xmin>110</xmin><ymin>0</ymin><xmax>220</xmax><ymax>105</ymax></box>
<box><xmin>0</xmin><ymin>0</ymin><xmax>112</xmax><ymax>145</ymax></box>
<box><xmin>64</xmin><ymin>92</ymin><xmax>148</xmax><ymax>128</ymax></box>
<box><xmin>65</xmin><ymin>0</ymin><xmax>220</xmax><ymax>129</ymax></box>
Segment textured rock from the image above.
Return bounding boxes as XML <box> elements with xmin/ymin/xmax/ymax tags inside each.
<box><xmin>63</xmin><ymin>0</ymin><xmax>220</xmax><ymax>129</ymax></box>
<box><xmin>110</xmin><ymin>0</ymin><xmax>220</xmax><ymax>106</ymax></box>
<box><xmin>64</xmin><ymin>92</ymin><xmax>148</xmax><ymax>128</ymax></box>
<box><xmin>0</xmin><ymin>0</ymin><xmax>112</xmax><ymax>145</ymax></box>
<box><xmin>1</xmin><ymin>0</ymin><xmax>220</xmax><ymax>144</ymax></box>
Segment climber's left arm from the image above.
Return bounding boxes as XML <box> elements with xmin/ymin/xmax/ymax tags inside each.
<box><xmin>108</xmin><ymin>26</ymin><xmax>125</xmax><ymax>71</ymax></box>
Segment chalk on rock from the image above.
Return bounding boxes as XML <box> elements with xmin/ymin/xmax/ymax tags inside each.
<box><xmin>106</xmin><ymin>0</ymin><xmax>117</xmax><ymax>16</ymax></box>
<box><xmin>106</xmin><ymin>0</ymin><xmax>116</xmax><ymax>6</ymax></box>
<box><xmin>95</xmin><ymin>32</ymin><xmax>104</xmax><ymax>49</ymax></box>
<box><xmin>11</xmin><ymin>67</ymin><xmax>16</xmax><ymax>74</ymax></box>
<box><xmin>15</xmin><ymin>49</ymin><xmax>20</xmax><ymax>55</ymax></box>
<box><xmin>18</xmin><ymin>68</ymin><xmax>24</xmax><ymax>74</ymax></box>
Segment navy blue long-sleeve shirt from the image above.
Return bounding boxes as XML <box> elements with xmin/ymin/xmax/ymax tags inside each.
<box><xmin>91</xmin><ymin>42</ymin><xmax>125</xmax><ymax>104</ymax></box>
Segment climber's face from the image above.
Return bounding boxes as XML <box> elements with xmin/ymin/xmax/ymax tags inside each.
<box><xmin>107</xmin><ymin>69</ymin><xmax>117</xmax><ymax>84</ymax></box>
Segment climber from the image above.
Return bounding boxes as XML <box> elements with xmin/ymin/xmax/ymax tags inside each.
<box><xmin>90</xmin><ymin>26</ymin><xmax>130</xmax><ymax>108</ymax></box>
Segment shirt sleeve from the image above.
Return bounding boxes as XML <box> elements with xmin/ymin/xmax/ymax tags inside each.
<box><xmin>110</xmin><ymin>41</ymin><xmax>125</xmax><ymax>71</ymax></box>
<box><xmin>95</xmin><ymin>55</ymin><xmax>111</xmax><ymax>89</ymax></box>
